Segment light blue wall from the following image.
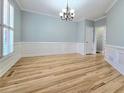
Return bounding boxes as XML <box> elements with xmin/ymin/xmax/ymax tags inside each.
<box><xmin>21</xmin><ymin>11</ymin><xmax>78</xmax><ymax>42</ymax></box>
<box><xmin>107</xmin><ymin>0</ymin><xmax>124</xmax><ymax>46</ymax></box>
<box><xmin>77</xmin><ymin>21</ymin><xmax>85</xmax><ymax>43</ymax></box>
<box><xmin>13</xmin><ymin>0</ymin><xmax>22</xmax><ymax>42</ymax></box>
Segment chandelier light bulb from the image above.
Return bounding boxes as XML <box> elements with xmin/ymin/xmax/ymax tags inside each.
<box><xmin>72</xmin><ymin>13</ymin><xmax>75</xmax><ymax>17</ymax></box>
<box><xmin>62</xmin><ymin>9</ymin><xmax>67</xmax><ymax>13</ymax></box>
<box><xmin>59</xmin><ymin>12</ymin><xmax>63</xmax><ymax>16</ymax></box>
<box><xmin>70</xmin><ymin>9</ymin><xmax>75</xmax><ymax>13</ymax></box>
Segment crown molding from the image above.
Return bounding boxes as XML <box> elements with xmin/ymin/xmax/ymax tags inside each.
<box><xmin>22</xmin><ymin>9</ymin><xmax>88</xmax><ymax>22</ymax></box>
<box><xmin>94</xmin><ymin>0</ymin><xmax>118</xmax><ymax>21</ymax></box>
<box><xmin>22</xmin><ymin>9</ymin><xmax>60</xmax><ymax>19</ymax></box>
<box><xmin>94</xmin><ymin>16</ymin><xmax>106</xmax><ymax>22</ymax></box>
<box><xmin>21</xmin><ymin>9</ymin><xmax>82</xmax><ymax>22</ymax></box>
<box><xmin>105</xmin><ymin>0</ymin><xmax>118</xmax><ymax>13</ymax></box>
<box><xmin>15</xmin><ymin>0</ymin><xmax>24</xmax><ymax>10</ymax></box>
<box><xmin>14</xmin><ymin>0</ymin><xmax>63</xmax><ymax>20</ymax></box>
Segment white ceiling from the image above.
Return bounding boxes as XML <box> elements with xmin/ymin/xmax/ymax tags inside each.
<box><xmin>16</xmin><ymin>0</ymin><xmax>116</xmax><ymax>21</ymax></box>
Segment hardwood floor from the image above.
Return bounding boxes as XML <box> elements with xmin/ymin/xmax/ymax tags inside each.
<box><xmin>0</xmin><ymin>53</ymin><xmax>124</xmax><ymax>93</ymax></box>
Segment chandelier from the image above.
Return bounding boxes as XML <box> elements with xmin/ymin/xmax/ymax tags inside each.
<box><xmin>59</xmin><ymin>0</ymin><xmax>75</xmax><ymax>21</ymax></box>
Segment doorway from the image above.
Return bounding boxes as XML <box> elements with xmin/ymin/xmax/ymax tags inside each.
<box><xmin>95</xmin><ymin>26</ymin><xmax>106</xmax><ymax>54</ymax></box>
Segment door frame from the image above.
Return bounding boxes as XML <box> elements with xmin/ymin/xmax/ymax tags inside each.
<box><xmin>94</xmin><ymin>25</ymin><xmax>107</xmax><ymax>55</ymax></box>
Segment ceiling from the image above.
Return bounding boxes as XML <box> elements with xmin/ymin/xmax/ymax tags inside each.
<box><xmin>16</xmin><ymin>0</ymin><xmax>116</xmax><ymax>21</ymax></box>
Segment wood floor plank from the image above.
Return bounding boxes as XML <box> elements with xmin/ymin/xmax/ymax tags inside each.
<box><xmin>0</xmin><ymin>53</ymin><xmax>124</xmax><ymax>93</ymax></box>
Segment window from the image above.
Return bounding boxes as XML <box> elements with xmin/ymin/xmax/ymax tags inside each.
<box><xmin>3</xmin><ymin>28</ymin><xmax>14</xmax><ymax>56</ymax></box>
<box><xmin>0</xmin><ymin>0</ymin><xmax>14</xmax><ymax>58</ymax></box>
<box><xmin>0</xmin><ymin>0</ymin><xmax>2</xmax><ymax>58</ymax></box>
<box><xmin>0</xmin><ymin>27</ymin><xmax>2</xmax><ymax>58</ymax></box>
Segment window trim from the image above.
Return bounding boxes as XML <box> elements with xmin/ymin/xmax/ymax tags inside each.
<box><xmin>0</xmin><ymin>0</ymin><xmax>3</xmax><ymax>58</ymax></box>
<box><xmin>0</xmin><ymin>25</ymin><xmax>2</xmax><ymax>58</ymax></box>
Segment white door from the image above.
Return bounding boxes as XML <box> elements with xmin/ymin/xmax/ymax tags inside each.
<box><xmin>85</xmin><ymin>26</ymin><xmax>94</xmax><ymax>54</ymax></box>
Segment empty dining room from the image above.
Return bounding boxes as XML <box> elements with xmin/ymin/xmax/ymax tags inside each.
<box><xmin>0</xmin><ymin>0</ymin><xmax>124</xmax><ymax>93</ymax></box>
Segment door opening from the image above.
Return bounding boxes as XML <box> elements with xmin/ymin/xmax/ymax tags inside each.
<box><xmin>95</xmin><ymin>26</ymin><xmax>106</xmax><ymax>54</ymax></box>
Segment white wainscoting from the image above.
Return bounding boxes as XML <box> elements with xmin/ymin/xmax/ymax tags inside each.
<box><xmin>105</xmin><ymin>44</ymin><xmax>124</xmax><ymax>75</ymax></box>
<box><xmin>0</xmin><ymin>42</ymin><xmax>85</xmax><ymax>77</ymax></box>
<box><xmin>21</xmin><ymin>42</ymin><xmax>84</xmax><ymax>57</ymax></box>
<box><xmin>77</xmin><ymin>43</ymin><xmax>85</xmax><ymax>55</ymax></box>
<box><xmin>0</xmin><ymin>42</ymin><xmax>22</xmax><ymax>77</ymax></box>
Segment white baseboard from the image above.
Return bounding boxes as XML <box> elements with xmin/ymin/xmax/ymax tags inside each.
<box><xmin>105</xmin><ymin>44</ymin><xmax>124</xmax><ymax>75</ymax></box>
<box><xmin>0</xmin><ymin>42</ymin><xmax>22</xmax><ymax>77</ymax></box>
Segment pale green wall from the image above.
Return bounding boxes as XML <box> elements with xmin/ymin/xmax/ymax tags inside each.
<box><xmin>107</xmin><ymin>0</ymin><xmax>124</xmax><ymax>46</ymax></box>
